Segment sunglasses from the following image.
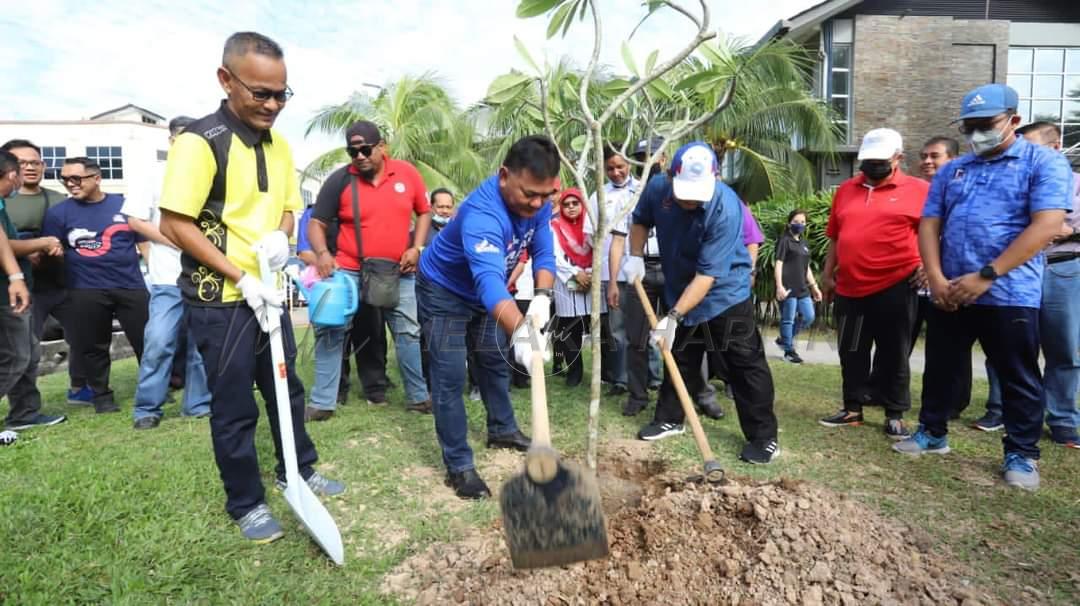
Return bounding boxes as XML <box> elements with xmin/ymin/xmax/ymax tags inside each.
<box><xmin>59</xmin><ymin>173</ymin><xmax>99</xmax><ymax>186</ymax></box>
<box><xmin>561</xmin><ymin>199</ymin><xmax>582</xmax><ymax>207</ymax></box>
<box><xmin>226</xmin><ymin>68</ymin><xmax>293</xmax><ymax>104</ymax></box>
<box><xmin>346</xmin><ymin>144</ymin><xmax>378</xmax><ymax>158</ymax></box>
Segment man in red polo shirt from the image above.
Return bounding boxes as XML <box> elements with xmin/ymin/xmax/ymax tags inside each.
<box><xmin>306</xmin><ymin>121</ymin><xmax>432</xmax><ymax>418</ymax></box>
<box><xmin>819</xmin><ymin>128</ymin><xmax>929</xmax><ymax>439</ymax></box>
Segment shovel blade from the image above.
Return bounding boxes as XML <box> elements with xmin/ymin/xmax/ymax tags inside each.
<box><xmin>500</xmin><ymin>459</ymin><xmax>609</xmax><ymax>569</ymax></box>
<box><xmin>285</xmin><ymin>483</ymin><xmax>345</xmax><ymax>566</ymax></box>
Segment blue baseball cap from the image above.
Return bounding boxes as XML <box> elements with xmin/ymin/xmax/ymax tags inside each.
<box><xmin>669</xmin><ymin>142</ymin><xmax>719</xmax><ymax>202</ymax></box>
<box><xmin>955</xmin><ymin>84</ymin><xmax>1019</xmax><ymax>122</ymax></box>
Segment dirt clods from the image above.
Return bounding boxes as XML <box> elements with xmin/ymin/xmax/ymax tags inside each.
<box><xmin>383</xmin><ymin>461</ymin><xmax>996</xmax><ymax>605</ymax></box>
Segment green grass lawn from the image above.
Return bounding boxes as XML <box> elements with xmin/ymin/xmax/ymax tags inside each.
<box><xmin>2</xmin><ymin>334</ymin><xmax>1077</xmax><ymax>604</ymax></box>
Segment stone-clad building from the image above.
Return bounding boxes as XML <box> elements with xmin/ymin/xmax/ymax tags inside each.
<box><xmin>759</xmin><ymin>0</ymin><xmax>1080</xmax><ymax>187</ymax></box>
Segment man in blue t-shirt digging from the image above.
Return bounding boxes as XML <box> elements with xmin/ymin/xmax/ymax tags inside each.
<box><xmin>44</xmin><ymin>157</ymin><xmax>149</xmax><ymax>414</ymax></box>
<box><xmin>417</xmin><ymin>135</ymin><xmax>559</xmax><ymax>499</ymax></box>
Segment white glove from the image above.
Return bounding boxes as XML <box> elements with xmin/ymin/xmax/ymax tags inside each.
<box><xmin>237</xmin><ymin>273</ymin><xmax>285</xmax><ymax>333</ymax></box>
<box><xmin>622</xmin><ymin>255</ymin><xmax>645</xmax><ymax>284</ymax></box>
<box><xmin>255</xmin><ymin>230</ymin><xmax>291</xmax><ymax>271</ymax></box>
<box><xmin>511</xmin><ymin>321</ymin><xmax>551</xmax><ymax>368</ymax></box>
<box><xmin>526</xmin><ymin>293</ymin><xmax>552</xmax><ymax>331</ymax></box>
<box><xmin>651</xmin><ymin>313</ymin><xmax>678</xmax><ymax>352</ymax></box>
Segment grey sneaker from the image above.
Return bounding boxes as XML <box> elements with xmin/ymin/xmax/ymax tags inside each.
<box><xmin>1002</xmin><ymin>453</ymin><xmax>1039</xmax><ymax>491</ymax></box>
<box><xmin>275</xmin><ymin>471</ymin><xmax>345</xmax><ymax>497</ymax></box>
<box><xmin>236</xmin><ymin>504</ymin><xmax>284</xmax><ymax>543</ymax></box>
<box><xmin>892</xmin><ymin>426</ymin><xmax>950</xmax><ymax>456</ymax></box>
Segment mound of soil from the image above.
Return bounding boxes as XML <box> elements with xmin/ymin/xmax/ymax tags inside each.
<box><xmin>382</xmin><ymin>459</ymin><xmax>995</xmax><ymax>606</ymax></box>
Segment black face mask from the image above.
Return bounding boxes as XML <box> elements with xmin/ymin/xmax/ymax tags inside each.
<box><xmin>860</xmin><ymin>160</ymin><xmax>893</xmax><ymax>181</ymax></box>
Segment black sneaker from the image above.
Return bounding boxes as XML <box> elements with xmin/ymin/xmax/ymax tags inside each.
<box><xmin>132</xmin><ymin>416</ymin><xmax>161</xmax><ymax>430</ymax></box>
<box><xmin>622</xmin><ymin>399</ymin><xmax>648</xmax><ymax>417</ymax></box>
<box><xmin>739</xmin><ymin>439</ymin><xmax>779</xmax><ymax>464</ymax></box>
<box><xmin>638</xmin><ymin>421</ymin><xmax>685</xmax><ymax>441</ymax></box>
<box><xmin>884</xmin><ymin>418</ymin><xmax>910</xmax><ymax>440</ymax></box>
<box><xmin>606</xmin><ymin>384</ymin><xmax>628</xmax><ymax>397</ymax></box>
<box><xmin>783</xmin><ymin>350</ymin><xmax>803</xmax><ymax>364</ymax></box>
<box><xmin>696</xmin><ymin>401</ymin><xmax>725</xmax><ymax>420</ymax></box>
<box><xmin>405</xmin><ymin>399</ymin><xmax>433</xmax><ymax>414</ymax></box>
<box><xmin>819</xmin><ymin>410</ymin><xmax>863</xmax><ymax>427</ymax></box>
<box><xmin>445</xmin><ymin>469</ymin><xmax>491</xmax><ymax>499</ymax></box>
<box><xmin>971</xmin><ymin>413</ymin><xmax>1004</xmax><ymax>432</ymax></box>
<box><xmin>486</xmin><ymin>430</ymin><xmax>531</xmax><ymax>451</ymax></box>
<box><xmin>5</xmin><ymin>413</ymin><xmax>67</xmax><ymax>431</ymax></box>
<box><xmin>93</xmin><ymin>391</ymin><xmax>120</xmax><ymax>414</ymax></box>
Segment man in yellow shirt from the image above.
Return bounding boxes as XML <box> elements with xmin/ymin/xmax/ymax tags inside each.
<box><xmin>160</xmin><ymin>31</ymin><xmax>342</xmax><ymax>543</ymax></box>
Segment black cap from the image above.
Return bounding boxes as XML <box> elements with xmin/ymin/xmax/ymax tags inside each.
<box><xmin>346</xmin><ymin>121</ymin><xmax>382</xmax><ymax>144</ymax></box>
<box><xmin>168</xmin><ymin>115</ymin><xmax>196</xmax><ymax>136</ymax></box>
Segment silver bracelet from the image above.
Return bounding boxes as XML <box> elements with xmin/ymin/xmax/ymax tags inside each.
<box><xmin>8</xmin><ymin>272</ymin><xmax>25</xmax><ymax>281</ymax></box>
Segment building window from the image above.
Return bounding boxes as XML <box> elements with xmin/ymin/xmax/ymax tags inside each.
<box><xmin>85</xmin><ymin>146</ymin><xmax>123</xmax><ymax>180</ymax></box>
<box><xmin>141</xmin><ymin>116</ymin><xmax>158</xmax><ymax>125</ymax></box>
<box><xmin>41</xmin><ymin>146</ymin><xmax>66</xmax><ymax>180</ymax></box>
<box><xmin>1008</xmin><ymin>47</ymin><xmax>1080</xmax><ymax>150</ymax></box>
<box><xmin>156</xmin><ymin>150</ymin><xmax>168</xmax><ymax>162</ymax></box>
<box><xmin>301</xmin><ymin>189</ymin><xmax>314</xmax><ymax>208</ymax></box>
<box><xmin>829</xmin><ymin>44</ymin><xmax>853</xmax><ymax>142</ymax></box>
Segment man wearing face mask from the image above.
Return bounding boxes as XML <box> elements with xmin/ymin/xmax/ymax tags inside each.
<box><xmin>819</xmin><ymin>128</ymin><xmax>929</xmax><ymax>440</ymax></box>
<box><xmin>894</xmin><ymin>84</ymin><xmax>1072</xmax><ymax>491</ymax></box>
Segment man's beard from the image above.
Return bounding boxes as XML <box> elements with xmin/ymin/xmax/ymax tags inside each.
<box><xmin>358</xmin><ymin>165</ymin><xmax>378</xmax><ymax>180</ymax></box>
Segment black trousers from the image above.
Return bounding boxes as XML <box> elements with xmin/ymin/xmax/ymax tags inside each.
<box><xmin>32</xmin><ymin>287</ymin><xmax>85</xmax><ymax>384</ymax></box>
<box><xmin>920</xmin><ymin>305</ymin><xmax>1043</xmax><ymax>459</ymax></box>
<box><xmin>911</xmin><ymin>294</ymin><xmax>973</xmax><ymax>416</ymax></box>
<box><xmin>59</xmin><ymin>288</ymin><xmax>148</xmax><ymax>394</ymax></box>
<box><xmin>0</xmin><ymin>305</ymin><xmax>43</xmax><ymax>425</ymax></box>
<box><xmin>553</xmin><ymin>315</ymin><xmax>587</xmax><ymax>386</ymax></box>
<box><xmin>624</xmin><ymin>266</ymin><xmax>717</xmax><ymax>410</ymax></box>
<box><xmin>507</xmin><ymin>299</ymin><xmax>530</xmax><ymax>388</ymax></box>
<box><xmin>834</xmin><ymin>279</ymin><xmax>916</xmax><ymax>416</ymax></box>
<box><xmin>654</xmin><ymin>298</ymin><xmax>778</xmax><ymax>443</ymax></box>
<box><xmin>340</xmin><ymin>305</ymin><xmax>389</xmax><ymax>400</ymax></box>
<box><xmin>189</xmin><ymin>305</ymin><xmax>318</xmax><ymax>520</ymax></box>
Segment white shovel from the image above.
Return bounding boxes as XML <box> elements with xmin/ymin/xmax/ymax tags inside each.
<box><xmin>257</xmin><ymin>247</ymin><xmax>345</xmax><ymax>566</ymax></box>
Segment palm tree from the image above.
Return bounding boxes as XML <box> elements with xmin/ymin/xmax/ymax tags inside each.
<box><xmin>304</xmin><ymin>73</ymin><xmax>488</xmax><ymax>196</ymax></box>
<box><xmin>676</xmin><ymin>38</ymin><xmax>841</xmax><ymax>202</ymax></box>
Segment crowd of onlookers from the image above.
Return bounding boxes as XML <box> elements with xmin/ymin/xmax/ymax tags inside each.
<box><xmin>0</xmin><ymin>77</ymin><xmax>1076</xmax><ymax>496</ymax></box>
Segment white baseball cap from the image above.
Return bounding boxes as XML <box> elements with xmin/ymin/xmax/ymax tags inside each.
<box><xmin>857</xmin><ymin>128</ymin><xmax>904</xmax><ymax>161</ymax></box>
<box><xmin>670</xmin><ymin>142</ymin><xmax>718</xmax><ymax>203</ymax></box>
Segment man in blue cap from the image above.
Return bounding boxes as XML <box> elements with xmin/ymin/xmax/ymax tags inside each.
<box><xmin>894</xmin><ymin>84</ymin><xmax>1073</xmax><ymax>491</ymax></box>
<box><xmin>622</xmin><ymin>142</ymin><xmax>779</xmax><ymax>464</ymax></box>
<box><xmin>417</xmin><ymin>134</ymin><xmax>559</xmax><ymax>499</ymax></box>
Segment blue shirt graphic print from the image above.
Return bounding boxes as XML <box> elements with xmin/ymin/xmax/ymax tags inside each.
<box><xmin>418</xmin><ymin>175</ymin><xmax>556</xmax><ymax>313</ymax></box>
<box><xmin>42</xmin><ymin>193</ymin><xmax>146</xmax><ymax>290</ymax></box>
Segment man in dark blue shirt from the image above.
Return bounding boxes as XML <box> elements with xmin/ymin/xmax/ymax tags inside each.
<box><xmin>622</xmin><ymin>142</ymin><xmax>779</xmax><ymax>464</ymax></box>
<box><xmin>43</xmin><ymin>157</ymin><xmax>149</xmax><ymax>414</ymax></box>
<box><xmin>896</xmin><ymin>84</ymin><xmax>1072</xmax><ymax>491</ymax></box>
<box><xmin>417</xmin><ymin>135</ymin><xmax>559</xmax><ymax>499</ymax></box>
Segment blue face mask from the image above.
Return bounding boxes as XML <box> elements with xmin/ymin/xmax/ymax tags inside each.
<box><xmin>789</xmin><ymin>223</ymin><xmax>806</xmax><ymax>235</ymax></box>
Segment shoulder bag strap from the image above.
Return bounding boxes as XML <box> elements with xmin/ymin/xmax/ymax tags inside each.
<box><xmin>350</xmin><ymin>175</ymin><xmax>363</xmax><ymax>262</ymax></box>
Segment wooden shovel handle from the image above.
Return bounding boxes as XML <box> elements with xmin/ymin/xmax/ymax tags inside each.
<box><xmin>527</xmin><ymin>315</ymin><xmax>552</xmax><ymax>449</ymax></box>
<box><xmin>632</xmin><ymin>279</ymin><xmax>718</xmax><ymax>464</ymax></box>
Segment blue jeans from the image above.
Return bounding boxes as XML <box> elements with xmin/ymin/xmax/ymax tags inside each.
<box><xmin>1041</xmin><ymin>258</ymin><xmax>1080</xmax><ymax>433</ymax></box>
<box><xmin>309</xmin><ymin>272</ymin><xmax>429</xmax><ymax>410</ymax></box>
<box><xmin>778</xmin><ymin>295</ymin><xmax>815</xmax><ymax>353</ymax></box>
<box><xmin>417</xmin><ymin>272</ymin><xmax>520</xmax><ymax>473</ymax></box>
<box><xmin>133</xmin><ymin>285</ymin><xmax>210</xmax><ymax>420</ymax></box>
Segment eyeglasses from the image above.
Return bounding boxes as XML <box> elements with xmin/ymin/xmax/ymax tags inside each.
<box><xmin>957</xmin><ymin>112</ymin><xmax>1012</xmax><ymax>135</ymax></box>
<box><xmin>346</xmin><ymin>144</ymin><xmax>378</xmax><ymax>159</ymax></box>
<box><xmin>59</xmin><ymin>173</ymin><xmax>99</xmax><ymax>186</ymax></box>
<box><xmin>225</xmin><ymin>68</ymin><xmax>293</xmax><ymax>103</ymax></box>
<box><xmin>18</xmin><ymin>160</ymin><xmax>43</xmax><ymax>168</ymax></box>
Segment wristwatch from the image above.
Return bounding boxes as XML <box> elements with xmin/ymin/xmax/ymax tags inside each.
<box><xmin>978</xmin><ymin>265</ymin><xmax>998</xmax><ymax>280</ymax></box>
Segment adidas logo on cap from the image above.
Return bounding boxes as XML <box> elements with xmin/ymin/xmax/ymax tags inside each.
<box><xmin>968</xmin><ymin>94</ymin><xmax>986</xmax><ymax>107</ymax></box>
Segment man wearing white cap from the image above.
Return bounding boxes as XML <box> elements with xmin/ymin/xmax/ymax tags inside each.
<box><xmin>621</xmin><ymin>142</ymin><xmax>779</xmax><ymax>464</ymax></box>
<box><xmin>819</xmin><ymin>128</ymin><xmax>929</xmax><ymax>439</ymax></box>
